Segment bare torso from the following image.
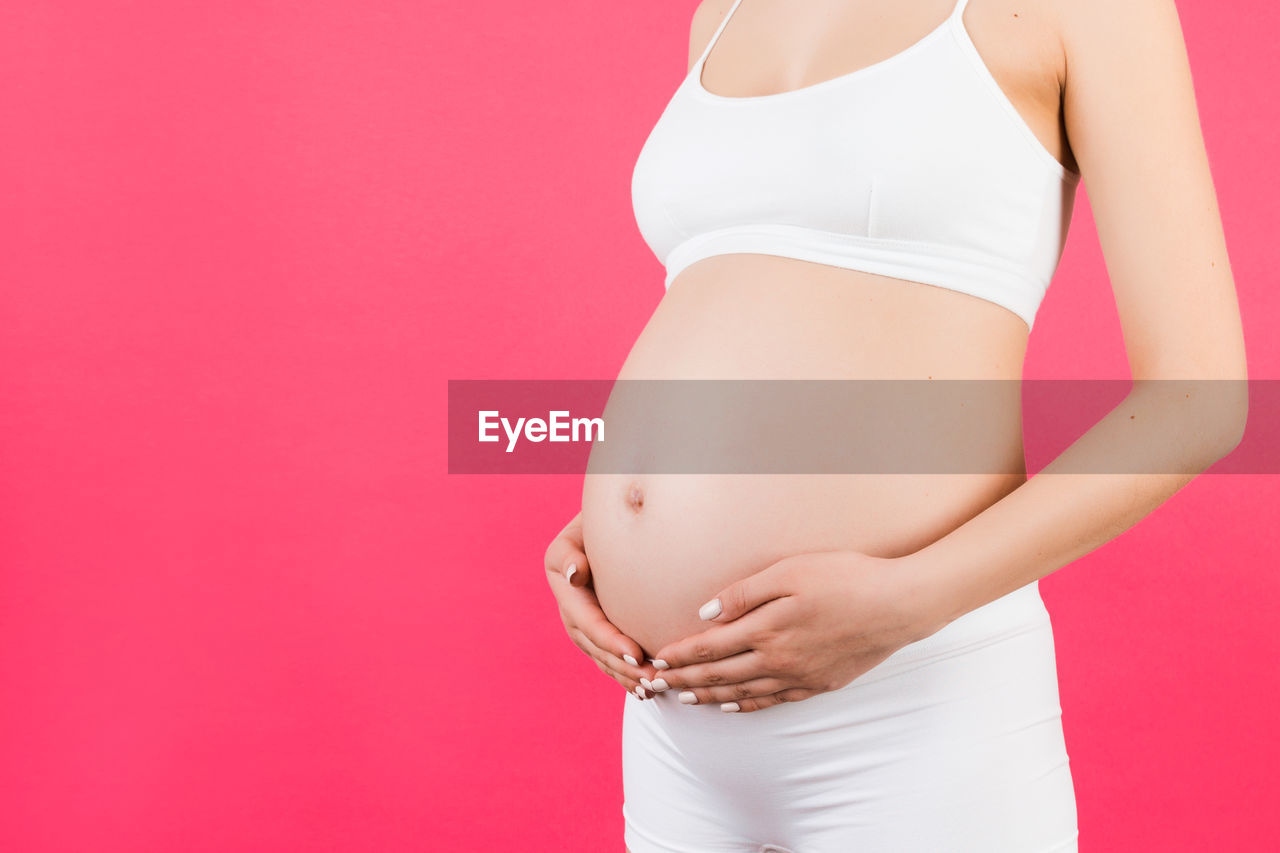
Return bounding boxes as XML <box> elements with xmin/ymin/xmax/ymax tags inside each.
<box><xmin>582</xmin><ymin>0</ymin><xmax>1078</xmax><ymax>657</ymax></box>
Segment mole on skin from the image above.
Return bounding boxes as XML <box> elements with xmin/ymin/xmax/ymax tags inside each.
<box><xmin>625</xmin><ymin>482</ymin><xmax>645</xmax><ymax>513</ymax></box>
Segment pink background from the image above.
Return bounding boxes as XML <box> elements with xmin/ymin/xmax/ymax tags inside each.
<box><xmin>2</xmin><ymin>1</ymin><xmax>1277</xmax><ymax>850</ymax></box>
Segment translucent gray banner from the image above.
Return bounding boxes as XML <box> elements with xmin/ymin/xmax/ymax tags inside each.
<box><xmin>448</xmin><ymin>379</ymin><xmax>1265</xmax><ymax>474</ymax></box>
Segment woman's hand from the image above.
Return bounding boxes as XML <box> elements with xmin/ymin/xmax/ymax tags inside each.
<box><xmin>643</xmin><ymin>550</ymin><xmax>948</xmax><ymax>713</ymax></box>
<box><xmin>544</xmin><ymin>511</ymin><xmax>655</xmax><ymax>699</ymax></box>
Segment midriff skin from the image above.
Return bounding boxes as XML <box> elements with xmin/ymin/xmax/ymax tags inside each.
<box><xmin>581</xmin><ymin>253</ymin><xmax>1031</xmax><ymax>657</ymax></box>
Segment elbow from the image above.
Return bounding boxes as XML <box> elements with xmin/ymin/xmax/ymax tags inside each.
<box><xmin>1197</xmin><ymin>390</ymin><xmax>1248</xmax><ymax>464</ymax></box>
<box><xmin>1131</xmin><ymin>376</ymin><xmax>1248</xmax><ymax>467</ymax></box>
<box><xmin>1214</xmin><ymin>401</ymin><xmax>1248</xmax><ymax>459</ymax></box>
<box><xmin>1215</xmin><ymin>373</ymin><xmax>1250</xmax><ymax>458</ymax></box>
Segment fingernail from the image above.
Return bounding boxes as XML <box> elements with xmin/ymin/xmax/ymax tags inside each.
<box><xmin>649</xmin><ymin>678</ymin><xmax>668</xmax><ymax>692</ymax></box>
<box><xmin>720</xmin><ymin>702</ymin><xmax>740</xmax><ymax>713</ymax></box>
<box><xmin>633</xmin><ymin>685</ymin><xmax>644</xmax><ymax>699</ymax></box>
<box><xmin>623</xmin><ymin>654</ymin><xmax>638</xmax><ymax>666</ymax></box>
<box><xmin>638</xmin><ymin>685</ymin><xmax>649</xmax><ymax>698</ymax></box>
<box><xmin>678</xmin><ymin>691</ymin><xmax>697</xmax><ymax>704</ymax></box>
<box><xmin>565</xmin><ymin>562</ymin><xmax>577</xmax><ymax>584</ymax></box>
<box><xmin>698</xmin><ymin>597</ymin><xmax>722</xmax><ymax>620</ymax></box>
<box><xmin>651</xmin><ymin>659</ymin><xmax>669</xmax><ymax>670</ymax></box>
<box><xmin>640</xmin><ymin>677</ymin><xmax>652</xmax><ymax>690</ymax></box>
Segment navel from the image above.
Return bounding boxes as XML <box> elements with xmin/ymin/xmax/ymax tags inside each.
<box><xmin>624</xmin><ymin>481</ymin><xmax>645</xmax><ymax>513</ymax></box>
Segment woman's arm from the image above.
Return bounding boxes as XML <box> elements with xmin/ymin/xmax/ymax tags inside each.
<box><xmin>907</xmin><ymin>0</ymin><xmax>1248</xmax><ymax>627</ymax></box>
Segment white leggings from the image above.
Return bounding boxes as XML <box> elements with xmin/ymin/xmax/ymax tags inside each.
<box><xmin>622</xmin><ymin>580</ymin><xmax>1078</xmax><ymax>853</ymax></box>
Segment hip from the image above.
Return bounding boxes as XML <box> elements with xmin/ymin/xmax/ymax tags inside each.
<box><xmin>621</xmin><ymin>582</ymin><xmax>1078</xmax><ymax>852</ymax></box>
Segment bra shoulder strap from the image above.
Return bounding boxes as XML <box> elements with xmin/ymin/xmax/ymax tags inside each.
<box><xmin>693</xmin><ymin>0</ymin><xmax>747</xmax><ymax>71</ymax></box>
<box><xmin>949</xmin><ymin>0</ymin><xmax>972</xmax><ymax>23</ymax></box>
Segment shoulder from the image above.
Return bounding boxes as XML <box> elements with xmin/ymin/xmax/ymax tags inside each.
<box><xmin>1051</xmin><ymin>0</ymin><xmax>1186</xmax><ymax>64</ymax></box>
<box><xmin>1051</xmin><ymin>0</ymin><xmax>1194</xmax><ymax>138</ymax></box>
<box><xmin>687</xmin><ymin>0</ymin><xmax>737</xmax><ymax>73</ymax></box>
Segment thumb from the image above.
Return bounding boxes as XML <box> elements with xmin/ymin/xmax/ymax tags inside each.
<box><xmin>562</xmin><ymin>549</ymin><xmax>592</xmax><ymax>589</ymax></box>
<box><xmin>552</xmin><ymin>515</ymin><xmax>593</xmax><ymax>589</ymax></box>
<box><xmin>698</xmin><ymin>558</ymin><xmax>793</xmax><ymax>623</ymax></box>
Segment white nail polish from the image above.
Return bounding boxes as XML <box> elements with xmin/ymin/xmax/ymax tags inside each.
<box><xmin>565</xmin><ymin>562</ymin><xmax>577</xmax><ymax>584</ymax></box>
<box><xmin>640</xmin><ymin>677</ymin><xmax>652</xmax><ymax>690</ymax></box>
<box><xmin>698</xmin><ymin>597</ymin><xmax>723</xmax><ymax>621</ymax></box>
<box><xmin>678</xmin><ymin>691</ymin><xmax>697</xmax><ymax>704</ymax></box>
<box><xmin>720</xmin><ymin>702</ymin><xmax>740</xmax><ymax>713</ymax></box>
<box><xmin>623</xmin><ymin>654</ymin><xmax>638</xmax><ymax>666</ymax></box>
<box><xmin>652</xmin><ymin>659</ymin><xmax>669</xmax><ymax>670</ymax></box>
<box><xmin>634</xmin><ymin>685</ymin><xmax>643</xmax><ymax>698</ymax></box>
<box><xmin>637</xmin><ymin>685</ymin><xmax>649</xmax><ymax>698</ymax></box>
<box><xmin>650</xmin><ymin>678</ymin><xmax>668</xmax><ymax>692</ymax></box>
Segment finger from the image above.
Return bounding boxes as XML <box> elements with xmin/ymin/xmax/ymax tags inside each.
<box><xmin>568</xmin><ymin>604</ymin><xmax>650</xmax><ymax>691</ymax></box>
<box><xmin>726</xmin><ymin>687</ymin><xmax>822</xmax><ymax>714</ymax></box>
<box><xmin>697</xmin><ymin>557</ymin><xmax>796</xmax><ymax>624</ymax></box>
<box><xmin>544</xmin><ymin>516</ymin><xmax>593</xmax><ymax>589</ymax></box>
<box><xmin>560</xmin><ymin>546</ymin><xmax>593</xmax><ymax>590</ymax></box>
<box><xmin>571</xmin><ymin>628</ymin><xmax>652</xmax><ymax>697</ymax></box>
<box><xmin>649</xmin><ymin>612</ymin><xmax>768</xmax><ymax>671</ymax></box>
<box><xmin>648</xmin><ymin>648</ymin><xmax>772</xmax><ymax>692</ymax></box>
<box><xmin>545</xmin><ymin>527</ymin><xmax>593</xmax><ymax>589</ymax></box>
<box><xmin>598</xmin><ymin>646</ymin><xmax>660</xmax><ymax>701</ymax></box>
<box><xmin>575</xmin><ymin>629</ymin><xmax>660</xmax><ymax>701</ymax></box>
<box><xmin>562</xmin><ymin>587</ymin><xmax>648</xmax><ymax>670</ymax></box>
<box><xmin>667</xmin><ymin>676</ymin><xmax>790</xmax><ymax>706</ymax></box>
<box><xmin>591</xmin><ymin>657</ymin><xmax>651</xmax><ymax>699</ymax></box>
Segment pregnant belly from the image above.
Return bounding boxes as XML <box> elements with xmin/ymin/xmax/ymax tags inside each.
<box><xmin>580</xmin><ymin>254</ymin><xmax>1032</xmax><ymax>657</ymax></box>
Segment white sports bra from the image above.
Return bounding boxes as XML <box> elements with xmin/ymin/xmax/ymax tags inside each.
<box><xmin>630</xmin><ymin>0</ymin><xmax>1081</xmax><ymax>331</ymax></box>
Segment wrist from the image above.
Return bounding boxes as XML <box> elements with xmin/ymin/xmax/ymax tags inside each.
<box><xmin>893</xmin><ymin>549</ymin><xmax>964</xmax><ymax>643</ymax></box>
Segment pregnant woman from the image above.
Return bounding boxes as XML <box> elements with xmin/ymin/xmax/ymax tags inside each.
<box><xmin>543</xmin><ymin>0</ymin><xmax>1247</xmax><ymax>850</ymax></box>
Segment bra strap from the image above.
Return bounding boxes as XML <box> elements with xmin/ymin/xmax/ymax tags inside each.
<box><xmin>949</xmin><ymin>0</ymin><xmax>972</xmax><ymax>22</ymax></box>
<box><xmin>694</xmin><ymin>0</ymin><xmax>747</xmax><ymax>70</ymax></box>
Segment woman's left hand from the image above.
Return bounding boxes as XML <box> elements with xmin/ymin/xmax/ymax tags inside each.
<box><xmin>643</xmin><ymin>550</ymin><xmax>948</xmax><ymax>713</ymax></box>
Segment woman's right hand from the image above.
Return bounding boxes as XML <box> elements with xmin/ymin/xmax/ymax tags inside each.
<box><xmin>544</xmin><ymin>511</ymin><xmax>656</xmax><ymax>699</ymax></box>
